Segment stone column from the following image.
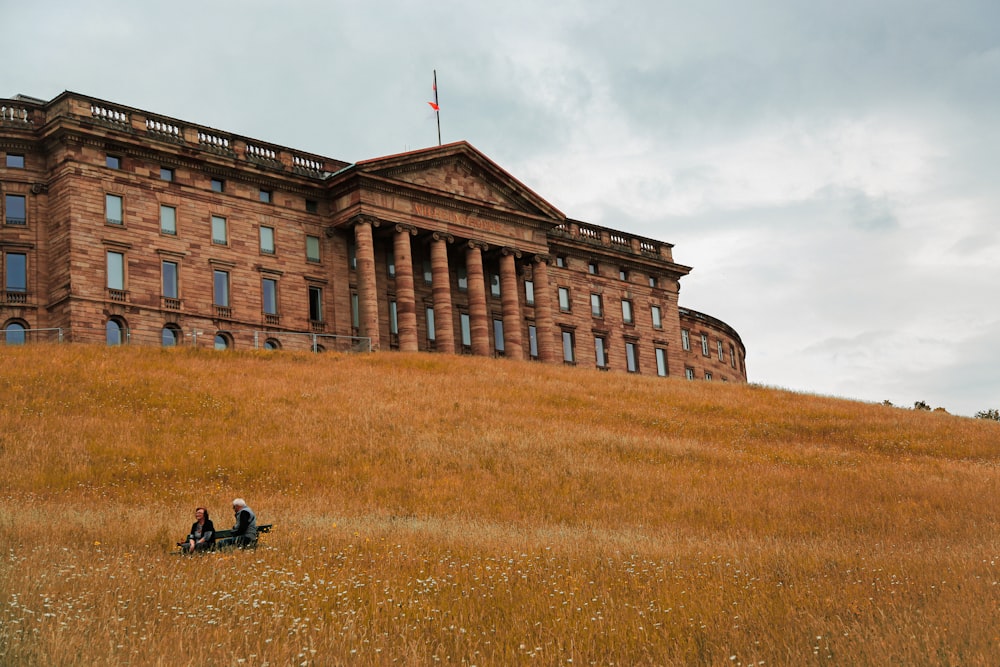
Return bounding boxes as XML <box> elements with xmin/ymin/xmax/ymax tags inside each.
<box><xmin>354</xmin><ymin>217</ymin><xmax>380</xmax><ymax>350</ymax></box>
<box><xmin>393</xmin><ymin>225</ymin><xmax>418</xmax><ymax>352</ymax></box>
<box><xmin>465</xmin><ymin>241</ymin><xmax>490</xmax><ymax>356</ymax></box>
<box><xmin>431</xmin><ymin>233</ymin><xmax>455</xmax><ymax>354</ymax></box>
<box><xmin>499</xmin><ymin>248</ymin><xmax>523</xmax><ymax>359</ymax></box>
<box><xmin>532</xmin><ymin>255</ymin><xmax>557</xmax><ymax>363</ymax></box>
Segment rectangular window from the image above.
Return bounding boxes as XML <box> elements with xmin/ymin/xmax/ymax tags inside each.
<box><xmin>682</xmin><ymin>329</ymin><xmax>691</xmax><ymax>351</ymax></box>
<box><xmin>351</xmin><ymin>292</ymin><xmax>359</xmax><ymax>328</ymax></box>
<box><xmin>730</xmin><ymin>344</ymin><xmax>737</xmax><ymax>368</ymax></box>
<box><xmin>6</xmin><ymin>253</ymin><xmax>26</xmax><ymax>292</ymax></box>
<box><xmin>649</xmin><ymin>276</ymin><xmax>659</xmax><ymax>288</ymax></box>
<box><xmin>718</xmin><ymin>340</ymin><xmax>725</xmax><ymax>361</ymax></box>
<box><xmin>595</xmin><ymin>336</ymin><xmax>607</xmax><ymax>368</ymax></box>
<box><xmin>423</xmin><ymin>258</ymin><xmax>433</xmax><ymax>284</ymax></box>
<box><xmin>528</xmin><ymin>325</ymin><xmax>538</xmax><ymax>358</ymax></box>
<box><xmin>386</xmin><ymin>248</ymin><xmax>396</xmax><ymax>278</ymax></box>
<box><xmin>705</xmin><ymin>372</ymin><xmax>713</xmax><ymax>380</ymax></box>
<box><xmin>259</xmin><ymin>188</ymin><xmax>272</xmax><ymax>203</ymax></box>
<box><xmin>349</xmin><ymin>244</ymin><xmax>357</xmax><ymax>270</ymax></box>
<box><xmin>626</xmin><ymin>342</ymin><xmax>638</xmax><ymax>372</ymax></box>
<box><xmin>210</xmin><ymin>178</ymin><xmax>224</xmax><ymax>193</ymax></box>
<box><xmin>389</xmin><ymin>301</ymin><xmax>398</xmax><ymax>334</ymax></box>
<box><xmin>5</xmin><ymin>194</ymin><xmax>26</xmax><ymax>225</ymax></box>
<box><xmin>622</xmin><ymin>299</ymin><xmax>634</xmax><ymax>325</ymax></box>
<box><xmin>590</xmin><ymin>293</ymin><xmax>603</xmax><ymax>317</ymax></box>
<box><xmin>260</xmin><ymin>226</ymin><xmax>275</xmax><ymax>255</ymax></box>
<box><xmin>619</xmin><ymin>268</ymin><xmax>628</xmax><ymax>281</ymax></box>
<box><xmin>457</xmin><ymin>265</ymin><xmax>468</xmax><ymax>291</ymax></box>
<box><xmin>490</xmin><ymin>272</ymin><xmax>501</xmax><ymax>297</ymax></box>
<box><xmin>524</xmin><ymin>280</ymin><xmax>534</xmax><ymax>305</ymax></box>
<box><xmin>655</xmin><ymin>348</ymin><xmax>668</xmax><ymax>376</ymax></box>
<box><xmin>305</xmin><ymin>199</ymin><xmax>318</xmax><ymax>214</ymax></box>
<box><xmin>588</xmin><ymin>261</ymin><xmax>597</xmax><ymax>275</ymax></box>
<box><xmin>211</xmin><ymin>215</ymin><xmax>227</xmax><ymax>245</ymax></box>
<box><xmin>107</xmin><ymin>251</ymin><xmax>125</xmax><ymax>290</ymax></box>
<box><xmin>160</xmin><ymin>167</ymin><xmax>174</xmax><ymax>181</ymax></box>
<box><xmin>562</xmin><ymin>330</ymin><xmax>575</xmax><ymax>363</ymax></box>
<box><xmin>556</xmin><ymin>256</ymin><xmax>566</xmax><ymax>268</ymax></box>
<box><xmin>651</xmin><ymin>305</ymin><xmax>662</xmax><ymax>329</ymax></box>
<box><xmin>686</xmin><ymin>367</ymin><xmax>695</xmax><ymax>380</ymax></box>
<box><xmin>427</xmin><ymin>307</ymin><xmax>436</xmax><ymax>341</ymax></box>
<box><xmin>460</xmin><ymin>313</ymin><xmax>471</xmax><ymax>347</ymax></box>
<box><xmin>558</xmin><ymin>287</ymin><xmax>571</xmax><ymax>312</ymax></box>
<box><xmin>162</xmin><ymin>261</ymin><xmax>178</xmax><ymax>299</ymax></box>
<box><xmin>701</xmin><ymin>334</ymin><xmax>710</xmax><ymax>356</ymax></box>
<box><xmin>105</xmin><ymin>194</ymin><xmax>123</xmax><ymax>225</ymax></box>
<box><xmin>213</xmin><ymin>270</ymin><xmax>230</xmax><ymax>307</ymax></box>
<box><xmin>493</xmin><ymin>318</ymin><xmax>504</xmax><ymax>353</ymax></box>
<box><xmin>306</xmin><ymin>235</ymin><xmax>321</xmax><ymax>262</ymax></box>
<box><xmin>309</xmin><ymin>286</ymin><xmax>323</xmax><ymax>322</ymax></box>
<box><xmin>160</xmin><ymin>205</ymin><xmax>176</xmax><ymax>235</ymax></box>
<box><xmin>106</xmin><ymin>155</ymin><xmax>121</xmax><ymax>169</ymax></box>
<box><xmin>262</xmin><ymin>278</ymin><xmax>278</xmax><ymax>315</ymax></box>
<box><xmin>6</xmin><ymin>154</ymin><xmax>24</xmax><ymax>168</ymax></box>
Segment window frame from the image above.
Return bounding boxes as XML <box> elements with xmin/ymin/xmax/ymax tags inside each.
<box><xmin>161</xmin><ymin>260</ymin><xmax>179</xmax><ymax>299</ymax></box>
<box><xmin>651</xmin><ymin>304</ymin><xmax>663</xmax><ymax>329</ymax></box>
<box><xmin>106</xmin><ymin>251</ymin><xmax>126</xmax><ymax>291</ymax></box>
<box><xmin>159</xmin><ymin>204</ymin><xmax>177</xmax><ymax>235</ymax></box>
<box><xmin>259</xmin><ymin>225</ymin><xmax>276</xmax><ymax>255</ymax></box>
<box><xmin>5</xmin><ymin>252</ymin><xmax>27</xmax><ymax>293</ymax></box>
<box><xmin>308</xmin><ymin>285</ymin><xmax>324</xmax><ymax>322</ymax></box>
<box><xmin>261</xmin><ymin>277</ymin><xmax>279</xmax><ymax>315</ymax></box>
<box><xmin>211</xmin><ymin>215</ymin><xmax>228</xmax><ymax>245</ymax></box>
<box><xmin>625</xmin><ymin>341</ymin><xmax>638</xmax><ymax>373</ymax></box>
<box><xmin>4</xmin><ymin>193</ymin><xmax>26</xmax><ymax>226</ymax></box>
<box><xmin>590</xmin><ymin>293</ymin><xmax>603</xmax><ymax>318</ymax></box>
<box><xmin>558</xmin><ymin>286</ymin><xmax>571</xmax><ymax>312</ymax></box>
<box><xmin>306</xmin><ymin>235</ymin><xmax>321</xmax><ymax>263</ymax></box>
<box><xmin>213</xmin><ymin>269</ymin><xmax>230</xmax><ymax>307</ymax></box>
<box><xmin>622</xmin><ymin>299</ymin><xmax>634</xmax><ymax>325</ymax></box>
<box><xmin>105</xmin><ymin>194</ymin><xmax>124</xmax><ymax>225</ymax></box>
<box><xmin>160</xmin><ymin>166</ymin><xmax>174</xmax><ymax>182</ymax></box>
<box><xmin>6</xmin><ymin>154</ymin><xmax>25</xmax><ymax>169</ymax></box>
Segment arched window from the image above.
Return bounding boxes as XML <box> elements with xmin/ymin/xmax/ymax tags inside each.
<box><xmin>161</xmin><ymin>324</ymin><xmax>182</xmax><ymax>347</ymax></box>
<box><xmin>106</xmin><ymin>318</ymin><xmax>125</xmax><ymax>346</ymax></box>
<box><xmin>263</xmin><ymin>338</ymin><xmax>281</xmax><ymax>351</ymax></box>
<box><xmin>214</xmin><ymin>332</ymin><xmax>231</xmax><ymax>350</ymax></box>
<box><xmin>4</xmin><ymin>321</ymin><xmax>26</xmax><ymax>345</ymax></box>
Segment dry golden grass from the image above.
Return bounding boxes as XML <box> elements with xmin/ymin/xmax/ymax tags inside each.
<box><xmin>1</xmin><ymin>345</ymin><xmax>999</xmax><ymax>665</ymax></box>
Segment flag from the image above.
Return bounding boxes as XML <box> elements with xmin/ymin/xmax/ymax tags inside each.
<box><xmin>428</xmin><ymin>101</ymin><xmax>439</xmax><ymax>111</ymax></box>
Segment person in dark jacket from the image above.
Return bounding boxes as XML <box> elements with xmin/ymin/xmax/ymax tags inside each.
<box><xmin>225</xmin><ymin>498</ymin><xmax>258</xmax><ymax>549</ymax></box>
<box><xmin>181</xmin><ymin>507</ymin><xmax>216</xmax><ymax>553</ymax></box>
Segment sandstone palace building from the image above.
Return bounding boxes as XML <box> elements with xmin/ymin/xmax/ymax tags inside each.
<box><xmin>0</xmin><ymin>92</ymin><xmax>746</xmax><ymax>382</ymax></box>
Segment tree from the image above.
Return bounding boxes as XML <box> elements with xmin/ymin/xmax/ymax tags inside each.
<box><xmin>913</xmin><ymin>400</ymin><xmax>931</xmax><ymax>411</ymax></box>
<box><xmin>975</xmin><ymin>409</ymin><xmax>1000</xmax><ymax>421</ymax></box>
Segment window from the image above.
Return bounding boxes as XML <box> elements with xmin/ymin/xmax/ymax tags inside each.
<box><xmin>386</xmin><ymin>248</ymin><xmax>396</xmax><ymax>278</ymax></box>
<box><xmin>460</xmin><ymin>313</ymin><xmax>471</xmax><ymax>348</ymax></box>
<box><xmin>558</xmin><ymin>287</ymin><xmax>571</xmax><ymax>312</ymax></box>
<box><xmin>259</xmin><ymin>188</ymin><xmax>272</xmax><ymax>203</ymax></box>
<box><xmin>106</xmin><ymin>251</ymin><xmax>125</xmax><ymax>290</ymax></box>
<box><xmin>622</xmin><ymin>299</ymin><xmax>634</xmax><ymax>325</ymax></box>
<box><xmin>262</xmin><ymin>278</ymin><xmax>278</xmax><ymax>315</ymax></box>
<box><xmin>348</xmin><ymin>243</ymin><xmax>357</xmax><ymax>270</ymax></box>
<box><xmin>555</xmin><ymin>256</ymin><xmax>565</xmax><ymax>268</ymax></box>
<box><xmin>655</xmin><ymin>348</ymin><xmax>668</xmax><ymax>376</ymax></box>
<box><xmin>160</xmin><ymin>205</ymin><xmax>176</xmax><ymax>235</ymax></box>
<box><xmin>5</xmin><ymin>322</ymin><xmax>26</xmax><ymax>345</ymax></box>
<box><xmin>457</xmin><ymin>265</ymin><xmax>468</xmax><ymax>291</ymax></box>
<box><xmin>210</xmin><ymin>178</ymin><xmax>224</xmax><ymax>193</ymax></box>
<box><xmin>6</xmin><ymin>154</ymin><xmax>24</xmax><ymax>168</ymax></box>
<box><xmin>528</xmin><ymin>325</ymin><xmax>538</xmax><ymax>358</ymax></box>
<box><xmin>264</xmin><ymin>339</ymin><xmax>281</xmax><ymax>351</ymax></box>
<box><xmin>211</xmin><ymin>215</ymin><xmax>227</xmax><ymax>245</ymax></box>
<box><xmin>351</xmin><ymin>292</ymin><xmax>360</xmax><ymax>328</ymax></box>
<box><xmin>562</xmin><ymin>330</ymin><xmax>575</xmax><ymax>363</ymax></box>
<box><xmin>705</xmin><ymin>372</ymin><xmax>713</xmax><ymax>381</ymax></box>
<box><xmin>423</xmin><ymin>258</ymin><xmax>433</xmax><ymax>284</ymax></box>
<box><xmin>717</xmin><ymin>340</ymin><xmax>725</xmax><ymax>361</ymax></box>
<box><xmin>5</xmin><ymin>194</ymin><xmax>26</xmax><ymax>225</ymax></box>
<box><xmin>213</xmin><ymin>270</ymin><xmax>230</xmax><ymax>307</ymax></box>
<box><xmin>106</xmin><ymin>319</ymin><xmax>124</xmax><ymax>346</ymax></box>
<box><xmin>626</xmin><ymin>342</ymin><xmax>638</xmax><ymax>372</ymax></box>
<box><xmin>427</xmin><ymin>307</ymin><xmax>437</xmax><ymax>342</ymax></box>
<box><xmin>588</xmin><ymin>261</ymin><xmax>597</xmax><ymax>275</ymax></box>
<box><xmin>160</xmin><ymin>167</ymin><xmax>174</xmax><ymax>181</ymax></box>
<box><xmin>649</xmin><ymin>276</ymin><xmax>659</xmax><ymax>288</ymax></box>
<box><xmin>106</xmin><ymin>155</ymin><xmax>121</xmax><ymax>169</ymax></box>
<box><xmin>590</xmin><ymin>293</ymin><xmax>603</xmax><ymax>317</ymax></box>
<box><xmin>6</xmin><ymin>253</ymin><xmax>27</xmax><ymax>293</ymax></box>
<box><xmin>730</xmin><ymin>344</ymin><xmax>737</xmax><ymax>369</ymax></box>
<box><xmin>305</xmin><ymin>199</ymin><xmax>318</xmax><ymax>214</ymax></box>
<box><xmin>490</xmin><ymin>272</ymin><xmax>500</xmax><ymax>297</ymax></box>
<box><xmin>389</xmin><ymin>300</ymin><xmax>398</xmax><ymax>335</ymax></box>
<box><xmin>306</xmin><ymin>235</ymin><xmax>321</xmax><ymax>262</ymax></box>
<box><xmin>595</xmin><ymin>336</ymin><xmax>607</xmax><ymax>368</ymax></box>
<box><xmin>619</xmin><ymin>268</ymin><xmax>628</xmax><ymax>281</ymax></box>
<box><xmin>309</xmin><ymin>286</ymin><xmax>323</xmax><ymax>322</ymax></box>
<box><xmin>105</xmin><ymin>194</ymin><xmax>123</xmax><ymax>225</ymax></box>
<box><xmin>161</xmin><ymin>325</ymin><xmax>181</xmax><ymax>347</ymax></box>
<box><xmin>681</xmin><ymin>329</ymin><xmax>691</xmax><ymax>351</ymax></box>
<box><xmin>524</xmin><ymin>280</ymin><xmax>534</xmax><ymax>305</ymax></box>
<box><xmin>493</xmin><ymin>318</ymin><xmax>504</xmax><ymax>353</ymax></box>
<box><xmin>260</xmin><ymin>226</ymin><xmax>275</xmax><ymax>255</ymax></box>
<box><xmin>162</xmin><ymin>261</ymin><xmax>178</xmax><ymax>299</ymax></box>
<box><xmin>651</xmin><ymin>305</ymin><xmax>662</xmax><ymax>329</ymax></box>
<box><xmin>685</xmin><ymin>367</ymin><xmax>695</xmax><ymax>380</ymax></box>
<box><xmin>701</xmin><ymin>333</ymin><xmax>710</xmax><ymax>356</ymax></box>
<box><xmin>214</xmin><ymin>333</ymin><xmax>230</xmax><ymax>350</ymax></box>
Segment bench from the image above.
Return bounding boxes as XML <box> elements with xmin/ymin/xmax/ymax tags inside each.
<box><xmin>176</xmin><ymin>523</ymin><xmax>273</xmax><ymax>553</ymax></box>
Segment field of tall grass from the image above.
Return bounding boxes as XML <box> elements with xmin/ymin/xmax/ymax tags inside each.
<box><xmin>1</xmin><ymin>345</ymin><xmax>998</xmax><ymax>666</ymax></box>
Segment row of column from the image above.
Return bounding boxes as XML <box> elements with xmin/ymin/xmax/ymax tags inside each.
<box><xmin>354</xmin><ymin>218</ymin><xmax>557</xmax><ymax>362</ymax></box>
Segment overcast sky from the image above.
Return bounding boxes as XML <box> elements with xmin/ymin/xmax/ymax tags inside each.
<box><xmin>4</xmin><ymin>1</ymin><xmax>998</xmax><ymax>416</ymax></box>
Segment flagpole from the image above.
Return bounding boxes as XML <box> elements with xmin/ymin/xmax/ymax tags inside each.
<box><xmin>433</xmin><ymin>70</ymin><xmax>441</xmax><ymax>146</ymax></box>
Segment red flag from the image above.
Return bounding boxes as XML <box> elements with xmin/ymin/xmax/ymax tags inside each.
<box><xmin>428</xmin><ymin>101</ymin><xmax>439</xmax><ymax>111</ymax></box>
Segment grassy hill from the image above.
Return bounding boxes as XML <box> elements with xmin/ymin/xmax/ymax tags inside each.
<box><xmin>1</xmin><ymin>345</ymin><xmax>998</xmax><ymax>665</ymax></box>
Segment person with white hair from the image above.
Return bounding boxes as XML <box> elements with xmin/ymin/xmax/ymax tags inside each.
<box><xmin>221</xmin><ymin>498</ymin><xmax>258</xmax><ymax>549</ymax></box>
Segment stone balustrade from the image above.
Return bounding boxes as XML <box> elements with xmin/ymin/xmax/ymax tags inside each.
<box><xmin>551</xmin><ymin>220</ymin><xmax>671</xmax><ymax>261</ymax></box>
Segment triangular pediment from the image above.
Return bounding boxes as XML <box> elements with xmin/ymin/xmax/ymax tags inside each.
<box><xmin>354</xmin><ymin>142</ymin><xmax>565</xmax><ymax>222</ymax></box>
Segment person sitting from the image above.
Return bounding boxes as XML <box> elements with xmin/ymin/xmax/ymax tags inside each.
<box><xmin>218</xmin><ymin>498</ymin><xmax>258</xmax><ymax>549</ymax></box>
<box><xmin>180</xmin><ymin>507</ymin><xmax>216</xmax><ymax>553</ymax></box>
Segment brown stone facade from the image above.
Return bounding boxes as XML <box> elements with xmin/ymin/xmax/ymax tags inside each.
<box><xmin>0</xmin><ymin>92</ymin><xmax>747</xmax><ymax>381</ymax></box>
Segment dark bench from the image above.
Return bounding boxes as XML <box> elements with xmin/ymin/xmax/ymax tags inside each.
<box><xmin>176</xmin><ymin>523</ymin><xmax>272</xmax><ymax>553</ymax></box>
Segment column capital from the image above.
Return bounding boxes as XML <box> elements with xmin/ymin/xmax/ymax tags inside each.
<box><xmin>432</xmin><ymin>231</ymin><xmax>455</xmax><ymax>243</ymax></box>
<box><xmin>532</xmin><ymin>253</ymin><xmax>553</xmax><ymax>265</ymax></box>
<box><xmin>350</xmin><ymin>214</ymin><xmax>381</xmax><ymax>229</ymax></box>
<box><xmin>395</xmin><ymin>223</ymin><xmax>418</xmax><ymax>236</ymax></box>
<box><xmin>467</xmin><ymin>239</ymin><xmax>489</xmax><ymax>251</ymax></box>
<box><xmin>501</xmin><ymin>246</ymin><xmax>523</xmax><ymax>259</ymax></box>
